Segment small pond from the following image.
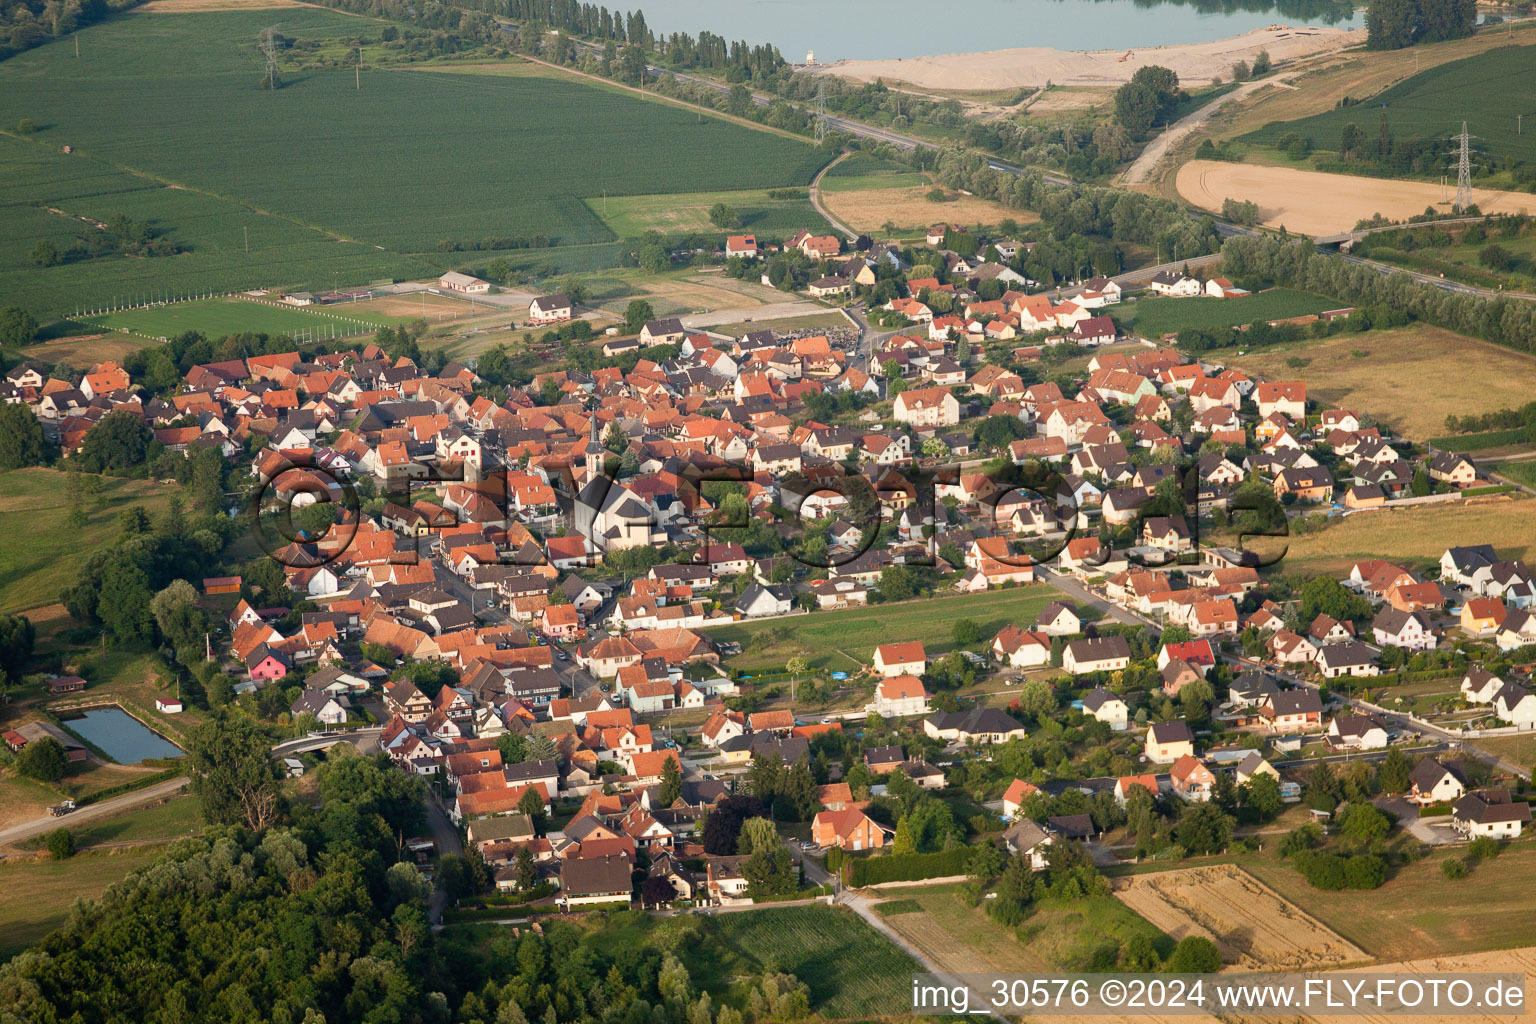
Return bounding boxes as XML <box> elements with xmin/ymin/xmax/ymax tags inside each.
<box><xmin>61</xmin><ymin>706</ymin><xmax>184</xmax><ymax>764</ymax></box>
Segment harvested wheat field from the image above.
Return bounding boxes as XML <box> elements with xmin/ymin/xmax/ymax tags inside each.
<box><xmin>1114</xmin><ymin>865</ymin><xmax>1369</xmax><ymax>971</ymax></box>
<box><xmin>821</xmin><ymin>185</ymin><xmax>1032</xmax><ymax>235</ymax></box>
<box><xmin>1177</xmin><ymin>160</ymin><xmax>1536</xmax><ymax>237</ymax></box>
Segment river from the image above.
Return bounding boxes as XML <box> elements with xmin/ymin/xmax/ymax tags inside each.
<box><xmin>627</xmin><ymin>0</ymin><xmax>1358</xmax><ymax>62</ymax></box>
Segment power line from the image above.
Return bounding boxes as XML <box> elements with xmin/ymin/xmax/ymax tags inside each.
<box><xmin>1450</xmin><ymin>120</ymin><xmax>1476</xmax><ymax>214</ymax></box>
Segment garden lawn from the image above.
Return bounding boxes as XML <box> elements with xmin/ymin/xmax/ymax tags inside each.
<box><xmin>698</xmin><ymin>585</ymin><xmax>1057</xmax><ymax>671</ymax></box>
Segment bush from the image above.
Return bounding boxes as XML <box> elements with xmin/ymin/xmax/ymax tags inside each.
<box><xmin>46</xmin><ymin>828</ymin><xmax>75</xmax><ymax>860</ymax></box>
<box><xmin>1343</xmin><ymin>853</ymin><xmax>1387</xmax><ymax>889</ymax></box>
<box><xmin>1467</xmin><ymin>835</ymin><xmax>1502</xmax><ymax>861</ymax></box>
<box><xmin>1166</xmin><ymin>935</ymin><xmax>1222</xmax><ymax>972</ymax></box>
<box><xmin>1441</xmin><ymin>857</ymin><xmax>1468</xmax><ymax>880</ymax></box>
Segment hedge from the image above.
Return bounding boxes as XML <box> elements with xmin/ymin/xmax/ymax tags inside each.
<box><xmin>77</xmin><ymin>769</ymin><xmax>183</xmax><ymax>807</ymax></box>
<box><xmin>847</xmin><ymin>847</ymin><xmax>972</xmax><ymax>886</ymax></box>
<box><xmin>1428</xmin><ymin>429</ymin><xmax>1528</xmax><ymax>452</ymax></box>
<box><xmin>442</xmin><ymin>903</ymin><xmax>566</xmax><ymax>923</ymax></box>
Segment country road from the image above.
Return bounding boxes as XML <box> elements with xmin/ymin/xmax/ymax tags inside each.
<box><xmin>809</xmin><ymin>152</ymin><xmax>858</xmax><ymax>240</ymax></box>
<box><xmin>0</xmin><ymin>775</ymin><xmax>187</xmax><ymax>849</ymax></box>
<box><xmin>1121</xmin><ymin>75</ymin><xmax>1297</xmax><ymax>186</ymax></box>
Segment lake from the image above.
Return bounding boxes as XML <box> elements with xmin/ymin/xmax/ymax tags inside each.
<box><xmin>628</xmin><ymin>0</ymin><xmax>1357</xmax><ymax>61</ymax></box>
<box><xmin>62</xmin><ymin>707</ymin><xmax>184</xmax><ymax>765</ymax></box>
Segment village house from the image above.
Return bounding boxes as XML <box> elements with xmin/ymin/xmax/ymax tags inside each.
<box><xmin>1144</xmin><ymin>721</ymin><xmax>1195</xmax><ymax>763</ymax></box>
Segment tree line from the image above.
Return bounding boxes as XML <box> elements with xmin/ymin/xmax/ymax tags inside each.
<box><xmin>1220</xmin><ymin>232</ymin><xmax>1536</xmax><ymax>355</ymax></box>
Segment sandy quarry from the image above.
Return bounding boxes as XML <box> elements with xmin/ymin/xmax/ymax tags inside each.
<box><xmin>1176</xmin><ymin>159</ymin><xmax>1536</xmax><ymax>236</ymax></box>
<box><xmin>805</xmin><ymin>25</ymin><xmax>1363</xmax><ymax>91</ymax></box>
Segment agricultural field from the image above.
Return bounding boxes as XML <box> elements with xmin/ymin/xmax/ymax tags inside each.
<box><xmin>705</xmin><ymin>906</ymin><xmax>917</xmax><ymax>1018</ymax></box>
<box><xmin>0</xmin><ymin>469</ymin><xmax>176</xmax><ymax>614</ymax></box>
<box><xmin>1125</xmin><ymin>288</ymin><xmax>1338</xmax><ymax>337</ymax></box>
<box><xmin>0</xmin><ymin>8</ymin><xmax>828</xmax><ymax>319</ymax></box>
<box><xmin>1239</xmin><ymin>842</ymin><xmax>1536</xmax><ymax>961</ymax></box>
<box><xmin>1244</xmin><ymin>497</ymin><xmax>1536</xmax><ymax>580</ymax></box>
<box><xmin>1176</xmin><ymin>160</ymin><xmax>1536</xmax><ymax>237</ymax></box>
<box><xmin>879</xmin><ymin>884</ymin><xmax>1173</xmax><ymax>974</ymax></box>
<box><xmin>1471</xmin><ymin>733</ymin><xmax>1536</xmax><ymax>769</ymax></box>
<box><xmin>699</xmin><ymin>585</ymin><xmax>1058</xmax><ymax>671</ymax></box>
<box><xmin>13</xmin><ymin>331</ymin><xmax>152</xmax><ymax>370</ymax></box>
<box><xmin>1231</xmin><ymin>325</ymin><xmax>1536</xmax><ymax>442</ymax></box>
<box><xmin>1490</xmin><ymin>460</ymin><xmax>1536</xmax><ymax>488</ymax></box>
<box><xmin>75</xmin><ymin>296</ymin><xmax>378</xmax><ymax>341</ymax></box>
<box><xmin>1113</xmin><ymin>865</ymin><xmax>1368</xmax><ymax>971</ymax></box>
<box><xmin>583</xmin><ymin>188</ymin><xmax>827</xmax><ymax>238</ymax></box>
<box><xmin>0</xmin><ymin>847</ymin><xmax>164</xmax><ymax>961</ymax></box>
<box><xmin>817</xmin><ymin>158</ymin><xmax>1032</xmax><ymax>236</ymax></box>
<box><xmin>1240</xmin><ymin>45</ymin><xmax>1536</xmax><ymax>173</ymax></box>
<box><xmin>0</xmin><ymin>136</ymin><xmax>436</xmax><ymax>322</ymax></box>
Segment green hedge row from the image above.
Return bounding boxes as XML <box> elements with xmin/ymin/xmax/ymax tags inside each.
<box><xmin>77</xmin><ymin>770</ymin><xmax>183</xmax><ymax>807</ymax></box>
<box><xmin>847</xmin><ymin>847</ymin><xmax>972</xmax><ymax>886</ymax></box>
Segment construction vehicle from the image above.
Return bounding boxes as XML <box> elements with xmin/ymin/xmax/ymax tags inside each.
<box><xmin>1118</xmin><ymin>50</ymin><xmax>1133</xmax><ymax>62</ymax></box>
<box><xmin>47</xmin><ymin>799</ymin><xmax>76</xmax><ymax>816</ymax></box>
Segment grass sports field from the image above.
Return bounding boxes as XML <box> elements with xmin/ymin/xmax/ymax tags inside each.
<box><xmin>699</xmin><ymin>585</ymin><xmax>1057</xmax><ymax>671</ymax></box>
<box><xmin>75</xmin><ymin>296</ymin><xmax>379</xmax><ymax>340</ymax></box>
<box><xmin>0</xmin><ymin>469</ymin><xmax>176</xmax><ymax>613</ymax></box>
<box><xmin>584</xmin><ymin>188</ymin><xmax>826</xmax><ymax>237</ymax></box>
<box><xmin>1126</xmin><ymin>288</ymin><xmax>1338</xmax><ymax>336</ymax></box>
<box><xmin>1241</xmin><ymin>45</ymin><xmax>1536</xmax><ymax>172</ymax></box>
<box><xmin>1231</xmin><ymin>325</ymin><xmax>1536</xmax><ymax>441</ymax></box>
<box><xmin>0</xmin><ymin>8</ymin><xmax>828</xmax><ymax>319</ymax></box>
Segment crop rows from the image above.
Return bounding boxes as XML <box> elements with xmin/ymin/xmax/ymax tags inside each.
<box><xmin>0</xmin><ymin>7</ymin><xmax>825</xmax><ymax>318</ymax></box>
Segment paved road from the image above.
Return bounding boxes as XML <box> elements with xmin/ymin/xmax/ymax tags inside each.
<box><xmin>426</xmin><ymin>791</ymin><xmax>465</xmax><ymax>924</ymax></box>
<box><xmin>0</xmin><ymin>775</ymin><xmax>189</xmax><ymax>849</ymax></box>
<box><xmin>809</xmin><ymin>152</ymin><xmax>858</xmax><ymax>240</ymax></box>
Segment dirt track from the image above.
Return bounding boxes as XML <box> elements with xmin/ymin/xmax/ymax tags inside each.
<box><xmin>1176</xmin><ymin>160</ymin><xmax>1536</xmax><ymax>236</ymax></box>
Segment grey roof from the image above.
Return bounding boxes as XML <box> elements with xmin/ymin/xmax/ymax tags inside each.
<box><xmin>1081</xmin><ymin>687</ymin><xmax>1123</xmax><ymax>713</ymax></box>
<box><xmin>1268</xmin><ymin>689</ymin><xmax>1323</xmax><ymax>716</ymax></box>
<box><xmin>1453</xmin><ymin>791</ymin><xmax>1530</xmax><ymax>825</ymax></box>
<box><xmin>925</xmin><ymin>706</ymin><xmax>1026</xmax><ymax>736</ymax></box>
<box><xmin>560</xmin><ymin>854</ymin><xmax>633</xmax><ymax>896</ymax></box>
<box><xmin>1148</xmin><ymin>721</ymin><xmax>1194</xmax><ymax>744</ymax></box>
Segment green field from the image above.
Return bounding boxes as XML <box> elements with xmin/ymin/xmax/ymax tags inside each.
<box><xmin>0</xmin><ymin>135</ymin><xmax>438</xmax><ymax>322</ymax></box>
<box><xmin>18</xmin><ymin>795</ymin><xmax>201</xmax><ymax>853</ymax></box>
<box><xmin>1126</xmin><ymin>288</ymin><xmax>1339</xmax><ymax>336</ymax></box>
<box><xmin>0</xmin><ymin>469</ymin><xmax>176</xmax><ymax>613</ymax></box>
<box><xmin>1241</xmin><ymin>45</ymin><xmax>1536</xmax><ymax>169</ymax></box>
<box><xmin>706</xmin><ymin>906</ymin><xmax>917</xmax><ymax>1018</ymax></box>
<box><xmin>0</xmin><ymin>8</ymin><xmax>828</xmax><ymax>318</ymax></box>
<box><xmin>699</xmin><ymin>585</ymin><xmax>1058</xmax><ymax>670</ymax></box>
<box><xmin>76</xmin><ymin>296</ymin><xmax>378</xmax><ymax>341</ymax></box>
<box><xmin>0</xmin><ymin>847</ymin><xmax>163</xmax><ymax>960</ymax></box>
<box><xmin>818</xmin><ymin>171</ymin><xmax>929</xmax><ymax>193</ymax></box>
<box><xmin>585</xmin><ymin>188</ymin><xmax>826</xmax><ymax>237</ymax></box>
<box><xmin>708</xmin><ymin>311</ymin><xmax>850</xmax><ymax>337</ymax></box>
<box><xmin>1491</xmin><ymin>460</ymin><xmax>1536</xmax><ymax>487</ymax></box>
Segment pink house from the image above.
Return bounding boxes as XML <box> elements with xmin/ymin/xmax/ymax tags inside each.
<box><xmin>246</xmin><ymin>645</ymin><xmax>291</xmax><ymax>681</ymax></box>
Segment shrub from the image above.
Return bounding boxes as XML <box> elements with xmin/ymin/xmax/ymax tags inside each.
<box><xmin>1441</xmin><ymin>857</ymin><xmax>1468</xmax><ymax>880</ymax></box>
<box><xmin>47</xmin><ymin>828</ymin><xmax>75</xmax><ymax>860</ymax></box>
<box><xmin>1467</xmin><ymin>835</ymin><xmax>1502</xmax><ymax>861</ymax></box>
<box><xmin>1166</xmin><ymin>935</ymin><xmax>1222</xmax><ymax>973</ymax></box>
<box><xmin>846</xmin><ymin>847</ymin><xmax>971</xmax><ymax>886</ymax></box>
<box><xmin>1343</xmin><ymin>853</ymin><xmax>1387</xmax><ymax>889</ymax></box>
